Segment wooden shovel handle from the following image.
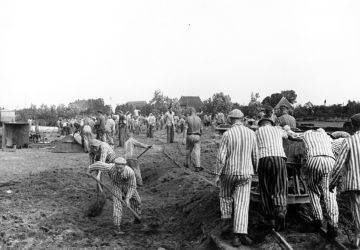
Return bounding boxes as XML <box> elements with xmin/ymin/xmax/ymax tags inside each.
<box><xmin>137</xmin><ymin>146</ymin><xmax>152</xmax><ymax>159</ymax></box>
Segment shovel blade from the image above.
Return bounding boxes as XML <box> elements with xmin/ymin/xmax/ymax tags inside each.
<box><xmin>86</xmin><ymin>192</ymin><xmax>106</xmax><ymax>217</ymax></box>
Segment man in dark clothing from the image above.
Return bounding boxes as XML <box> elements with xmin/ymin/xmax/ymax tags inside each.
<box><xmin>95</xmin><ymin>110</ymin><xmax>106</xmax><ymax>142</ymax></box>
<box><xmin>118</xmin><ymin>111</ymin><xmax>128</xmax><ymax>147</ymax></box>
<box><xmin>277</xmin><ymin>105</ymin><xmax>296</xmax><ymax>129</ymax></box>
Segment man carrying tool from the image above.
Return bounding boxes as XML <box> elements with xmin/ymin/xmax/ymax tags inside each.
<box><xmin>256</xmin><ymin>116</ymin><xmax>288</xmax><ymax>231</ymax></box>
<box><xmin>215</xmin><ymin>109</ymin><xmax>258</xmax><ymax>247</ymax></box>
<box><xmin>124</xmin><ymin>132</ymin><xmax>153</xmax><ymax>186</ymax></box>
<box><xmin>183</xmin><ymin>107</ymin><xmax>203</xmax><ymax>172</ymax></box>
<box><xmin>88</xmin><ymin>157</ymin><xmax>141</xmax><ymax>234</ymax></box>
<box><xmin>330</xmin><ymin>114</ymin><xmax>360</xmax><ymax>248</ymax></box>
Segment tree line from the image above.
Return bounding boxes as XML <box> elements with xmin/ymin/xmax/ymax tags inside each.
<box><xmin>13</xmin><ymin>90</ymin><xmax>360</xmax><ymax>126</ymax></box>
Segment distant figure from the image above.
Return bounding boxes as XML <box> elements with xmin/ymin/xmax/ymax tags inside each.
<box><xmin>203</xmin><ymin>114</ymin><xmax>211</xmax><ymax>127</ymax></box>
<box><xmin>216</xmin><ymin>112</ymin><xmax>225</xmax><ymax>125</ymax></box>
<box><xmin>118</xmin><ymin>111</ymin><xmax>128</xmax><ymax>148</ymax></box>
<box><xmin>147</xmin><ymin>113</ymin><xmax>156</xmax><ymax>138</ymax></box>
<box><xmin>95</xmin><ymin>111</ymin><xmax>106</xmax><ymax>142</ymax></box>
<box><xmin>330</xmin><ymin>113</ymin><xmax>360</xmax><ymax>248</ymax></box>
<box><xmin>164</xmin><ymin>106</ymin><xmax>175</xmax><ymax>143</ymax></box>
<box><xmin>105</xmin><ymin>115</ymin><xmax>116</xmax><ymax>147</ymax></box>
<box><xmin>183</xmin><ymin>107</ymin><xmax>203</xmax><ymax>172</ymax></box>
<box><xmin>82</xmin><ymin>124</ymin><xmax>93</xmax><ymax>153</ymax></box>
<box><xmin>277</xmin><ymin>105</ymin><xmax>296</xmax><ymax>129</ymax></box>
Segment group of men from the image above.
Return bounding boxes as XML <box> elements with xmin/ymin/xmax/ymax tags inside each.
<box><xmin>85</xmin><ymin>104</ymin><xmax>360</xmax><ymax>249</ymax></box>
<box><xmin>86</xmin><ymin>105</ymin><xmax>204</xmax><ymax>233</ymax></box>
<box><xmin>215</xmin><ymin>107</ymin><xmax>360</xmax><ymax>248</ymax></box>
<box><xmin>87</xmin><ymin>129</ymin><xmax>152</xmax><ymax>233</ymax></box>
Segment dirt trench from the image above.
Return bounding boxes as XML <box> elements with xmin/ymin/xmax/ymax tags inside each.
<box><xmin>0</xmin><ymin>140</ymin><xmax>222</xmax><ymax>249</ymax></box>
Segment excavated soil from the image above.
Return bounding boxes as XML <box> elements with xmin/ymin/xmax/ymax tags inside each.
<box><xmin>0</xmin><ymin>127</ymin><xmax>356</xmax><ymax>249</ymax></box>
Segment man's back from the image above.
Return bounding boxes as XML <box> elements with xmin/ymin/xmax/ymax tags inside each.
<box><xmin>186</xmin><ymin>114</ymin><xmax>202</xmax><ymax>134</ymax></box>
<box><xmin>340</xmin><ymin>132</ymin><xmax>360</xmax><ymax>191</ymax></box>
<box><xmin>218</xmin><ymin>124</ymin><xmax>257</xmax><ymax>176</ymax></box>
<box><xmin>97</xmin><ymin>115</ymin><xmax>106</xmax><ymax>131</ymax></box>
<box><xmin>302</xmin><ymin>130</ymin><xmax>334</xmax><ymax>158</ymax></box>
<box><xmin>256</xmin><ymin>125</ymin><xmax>286</xmax><ymax>158</ymax></box>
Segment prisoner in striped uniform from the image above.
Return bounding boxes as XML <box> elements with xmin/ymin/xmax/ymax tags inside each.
<box><xmin>255</xmin><ymin>118</ymin><xmax>288</xmax><ymax>230</ymax></box>
<box><xmin>89</xmin><ymin>139</ymin><xmax>117</xmax><ymax>185</ymax></box>
<box><xmin>330</xmin><ymin>114</ymin><xmax>360</xmax><ymax>248</ymax></box>
<box><xmin>289</xmin><ymin>128</ymin><xmax>339</xmax><ymax>238</ymax></box>
<box><xmin>89</xmin><ymin>139</ymin><xmax>117</xmax><ymax>163</ymax></box>
<box><xmin>88</xmin><ymin>157</ymin><xmax>141</xmax><ymax>233</ymax></box>
<box><xmin>331</xmin><ymin>131</ymin><xmax>350</xmax><ymax>159</ymax></box>
<box><xmin>215</xmin><ymin>109</ymin><xmax>258</xmax><ymax>247</ymax></box>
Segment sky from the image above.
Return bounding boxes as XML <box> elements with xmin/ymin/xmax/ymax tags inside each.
<box><xmin>1</xmin><ymin>0</ymin><xmax>360</xmax><ymax>110</ymax></box>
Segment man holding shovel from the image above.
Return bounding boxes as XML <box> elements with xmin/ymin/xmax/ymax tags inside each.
<box><xmin>124</xmin><ymin>132</ymin><xmax>153</xmax><ymax>186</ymax></box>
<box><xmin>88</xmin><ymin>157</ymin><xmax>141</xmax><ymax>234</ymax></box>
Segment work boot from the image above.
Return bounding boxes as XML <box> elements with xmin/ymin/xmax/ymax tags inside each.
<box><xmin>269</xmin><ymin>219</ymin><xmax>276</xmax><ymax>229</ymax></box>
<box><xmin>275</xmin><ymin>212</ymin><xmax>286</xmax><ymax>232</ymax></box>
<box><xmin>134</xmin><ymin>218</ymin><xmax>141</xmax><ymax>224</ymax></box>
<box><xmin>114</xmin><ymin>226</ymin><xmax>125</xmax><ymax>235</ymax></box>
<box><xmin>239</xmin><ymin>234</ymin><xmax>253</xmax><ymax>246</ymax></box>
<box><xmin>232</xmin><ymin>234</ymin><xmax>242</xmax><ymax>247</ymax></box>
<box><xmin>311</xmin><ymin>219</ymin><xmax>323</xmax><ymax>230</ymax></box>
<box><xmin>220</xmin><ymin>218</ymin><xmax>232</xmax><ymax>236</ymax></box>
<box><xmin>350</xmin><ymin>236</ymin><xmax>360</xmax><ymax>249</ymax></box>
<box><xmin>326</xmin><ymin>224</ymin><xmax>339</xmax><ymax>239</ymax></box>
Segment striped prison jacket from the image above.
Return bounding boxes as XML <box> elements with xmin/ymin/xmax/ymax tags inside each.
<box><xmin>256</xmin><ymin>125</ymin><xmax>287</xmax><ymax>159</ymax></box>
<box><xmin>330</xmin><ymin>131</ymin><xmax>360</xmax><ymax>192</ymax></box>
<box><xmin>288</xmin><ymin>129</ymin><xmax>335</xmax><ymax>160</ymax></box>
<box><xmin>89</xmin><ymin>163</ymin><xmax>137</xmax><ymax>200</ymax></box>
<box><xmin>216</xmin><ymin>123</ymin><xmax>258</xmax><ymax>176</ymax></box>
<box><xmin>332</xmin><ymin>138</ymin><xmax>346</xmax><ymax>159</ymax></box>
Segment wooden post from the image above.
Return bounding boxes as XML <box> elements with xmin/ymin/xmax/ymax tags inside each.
<box><xmin>2</xmin><ymin>123</ymin><xmax>5</xmax><ymax>151</ymax></box>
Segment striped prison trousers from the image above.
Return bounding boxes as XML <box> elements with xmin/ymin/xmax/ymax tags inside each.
<box><xmin>306</xmin><ymin>156</ymin><xmax>339</xmax><ymax>226</ymax></box>
<box><xmin>219</xmin><ymin>174</ymin><xmax>252</xmax><ymax>234</ymax></box>
<box><xmin>112</xmin><ymin>185</ymin><xmax>141</xmax><ymax>226</ymax></box>
<box><xmin>258</xmin><ymin>156</ymin><xmax>288</xmax><ymax>219</ymax></box>
<box><xmin>350</xmin><ymin>192</ymin><xmax>360</xmax><ymax>239</ymax></box>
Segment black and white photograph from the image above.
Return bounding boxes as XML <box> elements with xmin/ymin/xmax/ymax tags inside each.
<box><xmin>1</xmin><ymin>1</ymin><xmax>360</xmax><ymax>249</ymax></box>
